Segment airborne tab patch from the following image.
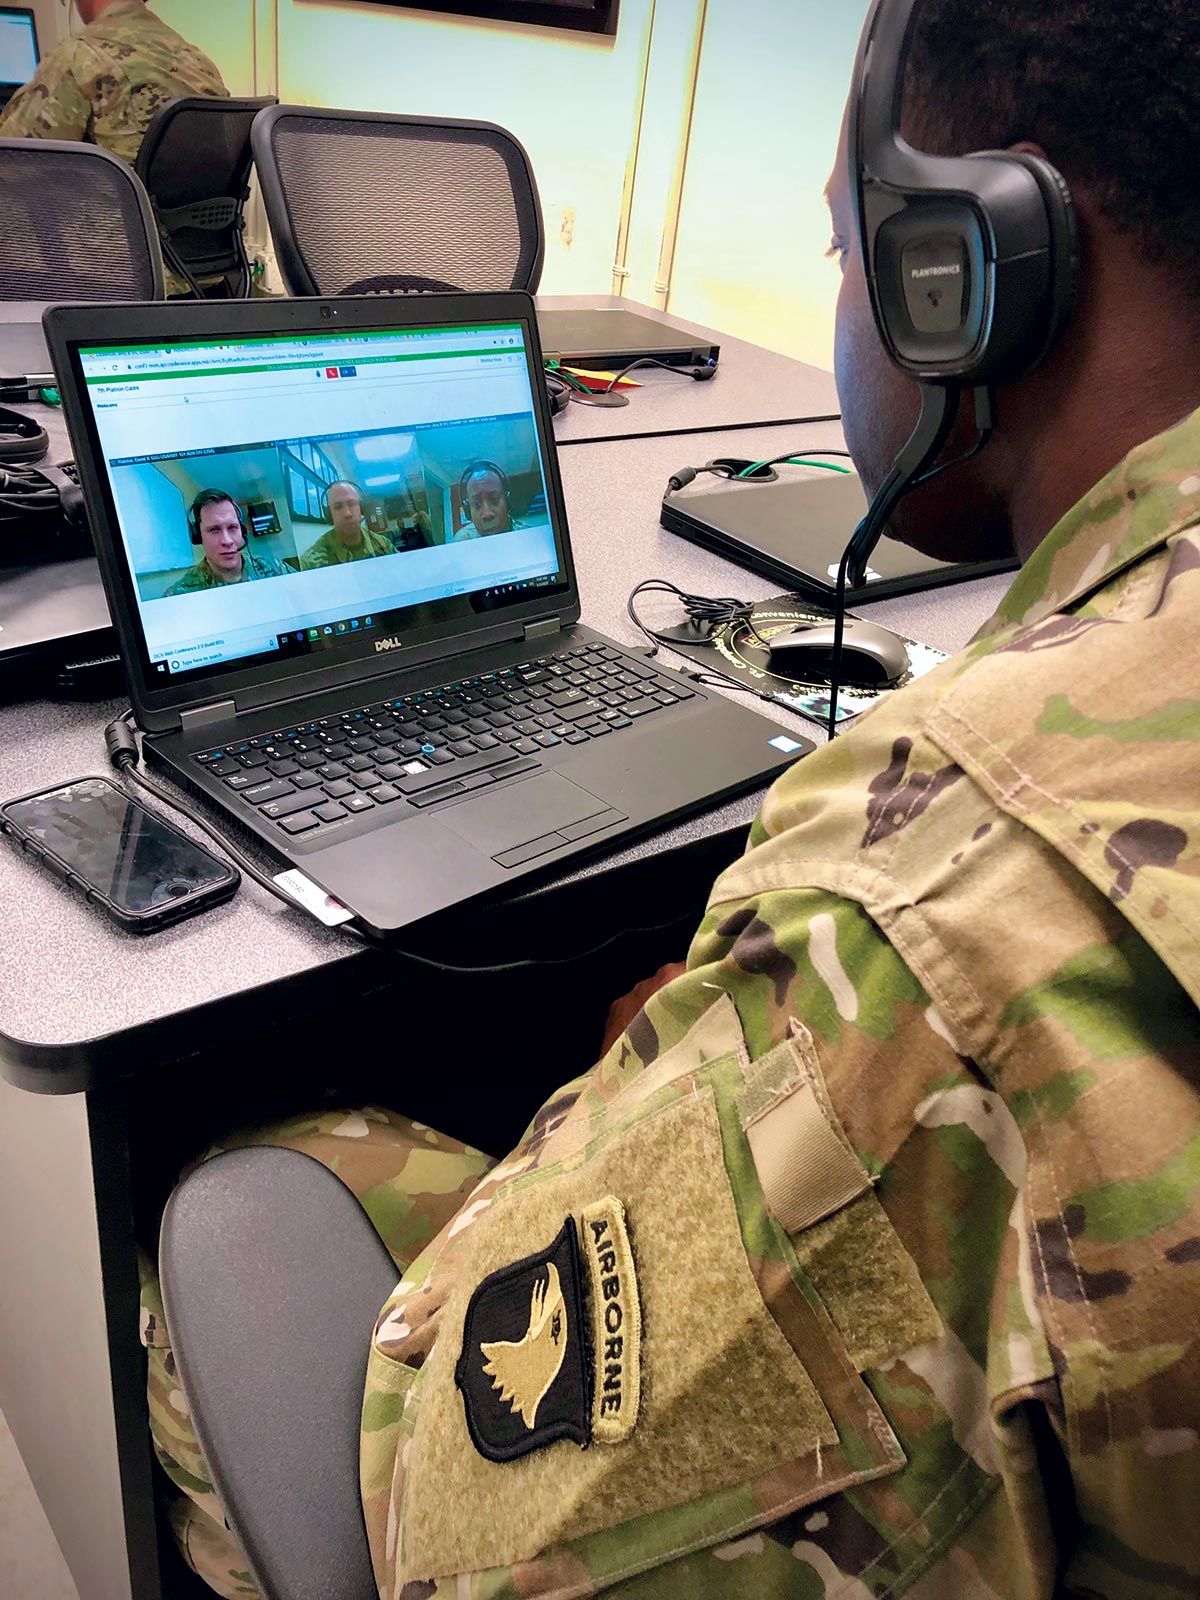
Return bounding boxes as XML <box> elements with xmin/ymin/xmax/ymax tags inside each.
<box><xmin>579</xmin><ymin>1197</ymin><xmax>642</xmax><ymax>1443</ymax></box>
<box><xmin>455</xmin><ymin>1218</ymin><xmax>590</xmax><ymax>1463</ymax></box>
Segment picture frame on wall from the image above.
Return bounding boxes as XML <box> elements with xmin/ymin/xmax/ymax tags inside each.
<box><xmin>365</xmin><ymin>0</ymin><xmax>618</xmax><ymax>36</ymax></box>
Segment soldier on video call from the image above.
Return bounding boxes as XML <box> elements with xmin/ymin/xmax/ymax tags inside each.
<box><xmin>299</xmin><ymin>480</ymin><xmax>396</xmax><ymax>569</ymax></box>
<box><xmin>164</xmin><ymin>490</ymin><xmax>282</xmax><ymax>596</ymax></box>
<box><xmin>0</xmin><ymin>0</ymin><xmax>228</xmax><ymax>167</ymax></box>
<box><xmin>449</xmin><ymin>460</ymin><xmax>527</xmax><ymax>540</ymax></box>
<box><xmin>140</xmin><ymin>2</ymin><xmax>1200</xmax><ymax>1597</ymax></box>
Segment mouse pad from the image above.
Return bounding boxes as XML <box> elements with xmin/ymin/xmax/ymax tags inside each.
<box><xmin>663</xmin><ymin>595</ymin><xmax>945</xmax><ymax>727</ymax></box>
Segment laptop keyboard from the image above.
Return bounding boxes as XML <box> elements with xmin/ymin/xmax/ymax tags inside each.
<box><xmin>191</xmin><ymin>640</ymin><xmax>697</xmax><ymax>837</ymax></box>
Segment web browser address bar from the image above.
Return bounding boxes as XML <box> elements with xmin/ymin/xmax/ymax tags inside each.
<box><xmin>106</xmin><ymin>338</ymin><xmax>515</xmax><ymax>377</ymax></box>
<box><xmin>102</xmin><ymin>364</ymin><xmax>514</xmax><ymax>409</ymax></box>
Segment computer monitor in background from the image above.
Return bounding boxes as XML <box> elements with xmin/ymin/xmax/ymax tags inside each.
<box><xmin>0</xmin><ymin>6</ymin><xmax>39</xmax><ymax>109</ymax></box>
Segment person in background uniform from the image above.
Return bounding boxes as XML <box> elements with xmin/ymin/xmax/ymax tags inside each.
<box><xmin>0</xmin><ymin>0</ymin><xmax>228</xmax><ymax>168</ymax></box>
<box><xmin>143</xmin><ymin>2</ymin><xmax>1200</xmax><ymax>1597</ymax></box>
<box><xmin>165</xmin><ymin>490</ymin><xmax>282</xmax><ymax>596</ymax></box>
<box><xmin>299</xmin><ymin>479</ymin><xmax>396</xmax><ymax>569</ymax></box>
<box><xmin>449</xmin><ymin>459</ymin><xmax>527</xmax><ymax>540</ymax></box>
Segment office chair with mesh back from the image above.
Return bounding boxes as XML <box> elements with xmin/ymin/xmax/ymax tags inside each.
<box><xmin>159</xmin><ymin>1147</ymin><xmax>397</xmax><ymax>1600</ymax></box>
<box><xmin>250</xmin><ymin>105</ymin><xmax>545</xmax><ymax>298</ymax></box>
<box><xmin>0</xmin><ymin>138</ymin><xmax>164</xmax><ymax>300</ymax></box>
<box><xmin>136</xmin><ymin>96</ymin><xmax>278</xmax><ymax>299</ymax></box>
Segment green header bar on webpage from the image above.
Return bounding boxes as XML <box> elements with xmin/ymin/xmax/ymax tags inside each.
<box><xmin>84</xmin><ymin>346</ymin><xmax>507</xmax><ymax>385</ymax></box>
<box><xmin>81</xmin><ymin>323</ymin><xmax>520</xmax><ymax>359</ymax></box>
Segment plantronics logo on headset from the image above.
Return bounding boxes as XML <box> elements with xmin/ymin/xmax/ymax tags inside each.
<box><xmin>910</xmin><ymin>264</ymin><xmax>962</xmax><ymax>279</ymax></box>
<box><xmin>374</xmin><ymin>635</ymin><xmax>404</xmax><ymax>653</ymax></box>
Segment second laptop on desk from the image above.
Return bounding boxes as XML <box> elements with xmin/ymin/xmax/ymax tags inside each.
<box><xmin>47</xmin><ymin>292</ymin><xmax>809</xmax><ymax>937</ymax></box>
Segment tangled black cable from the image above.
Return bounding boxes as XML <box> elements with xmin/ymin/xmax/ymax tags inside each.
<box><xmin>626</xmin><ymin>578</ymin><xmax>777</xmax><ymax>697</ymax></box>
<box><xmin>0</xmin><ymin>462</ymin><xmax>63</xmax><ymax>522</ymax></box>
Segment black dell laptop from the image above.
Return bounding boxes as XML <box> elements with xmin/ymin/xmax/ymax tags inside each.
<box><xmin>47</xmin><ymin>293</ymin><xmax>810</xmax><ymax>936</ymax></box>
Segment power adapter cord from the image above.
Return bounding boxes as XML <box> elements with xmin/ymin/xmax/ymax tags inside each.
<box><xmin>602</xmin><ymin>356</ymin><xmax>718</xmax><ymax>391</ymax></box>
<box><xmin>665</xmin><ymin>446</ymin><xmax>852</xmax><ymax>494</ymax></box>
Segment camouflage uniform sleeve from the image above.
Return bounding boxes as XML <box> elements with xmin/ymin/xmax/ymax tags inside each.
<box><xmin>247</xmin><ymin>552</ymin><xmax>285</xmax><ymax>580</ymax></box>
<box><xmin>0</xmin><ymin>40</ymin><xmax>93</xmax><ymax>143</ymax></box>
<box><xmin>163</xmin><ymin>564</ymin><xmax>208</xmax><ymax>597</ymax></box>
<box><xmin>366</xmin><ymin>885</ymin><xmax>1066</xmax><ymax>1598</ymax></box>
<box><xmin>298</xmin><ymin>533</ymin><xmax>333</xmax><ymax>570</ymax></box>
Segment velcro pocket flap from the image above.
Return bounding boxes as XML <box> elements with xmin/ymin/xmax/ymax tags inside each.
<box><xmin>743</xmin><ymin>1027</ymin><xmax>944</xmax><ymax>1375</ymax></box>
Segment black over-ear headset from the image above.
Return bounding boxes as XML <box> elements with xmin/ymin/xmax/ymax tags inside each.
<box><xmin>850</xmin><ymin>0</ymin><xmax>1078</xmax><ymax>390</ymax></box>
<box><xmin>322</xmin><ymin>479</ymin><xmax>366</xmax><ymax>519</ymax></box>
<box><xmin>458</xmin><ymin>460</ymin><xmax>511</xmax><ymax>510</ymax></box>
<box><xmin>0</xmin><ymin>404</ymin><xmax>49</xmax><ymax>466</ymax></box>
<box><xmin>188</xmin><ymin>490</ymin><xmax>248</xmax><ymax>548</ymax></box>
<box><xmin>824</xmin><ymin>0</ymin><xmax>1080</xmax><ymax>734</ymax></box>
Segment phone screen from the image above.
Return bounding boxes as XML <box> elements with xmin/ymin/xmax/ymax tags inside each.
<box><xmin>5</xmin><ymin>778</ymin><xmax>233</xmax><ymax>914</ymax></box>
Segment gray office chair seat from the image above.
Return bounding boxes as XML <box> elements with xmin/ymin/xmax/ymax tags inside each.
<box><xmin>159</xmin><ymin>1147</ymin><xmax>398</xmax><ymax>1600</ymax></box>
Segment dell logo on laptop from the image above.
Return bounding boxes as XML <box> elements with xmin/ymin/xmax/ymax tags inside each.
<box><xmin>374</xmin><ymin>635</ymin><xmax>403</xmax><ymax>653</ymax></box>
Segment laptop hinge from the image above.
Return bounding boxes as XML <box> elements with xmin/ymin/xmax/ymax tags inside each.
<box><xmin>523</xmin><ymin>617</ymin><xmax>561</xmax><ymax>641</ymax></box>
<box><xmin>179</xmin><ymin>699</ymin><xmax>236</xmax><ymax>731</ymax></box>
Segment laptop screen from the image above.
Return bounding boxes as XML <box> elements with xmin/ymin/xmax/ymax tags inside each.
<box><xmin>76</xmin><ymin>319</ymin><xmax>567</xmax><ymax>687</ymax></box>
<box><xmin>0</xmin><ymin>8</ymin><xmax>37</xmax><ymax>87</ymax></box>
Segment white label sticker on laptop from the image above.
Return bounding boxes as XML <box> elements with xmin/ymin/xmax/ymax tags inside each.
<box><xmin>768</xmin><ymin>734</ymin><xmax>804</xmax><ymax>753</ymax></box>
<box><xmin>827</xmin><ymin>561</ymin><xmax>882</xmax><ymax>584</ymax></box>
<box><xmin>274</xmin><ymin>868</ymin><xmax>355</xmax><ymax>927</ymax></box>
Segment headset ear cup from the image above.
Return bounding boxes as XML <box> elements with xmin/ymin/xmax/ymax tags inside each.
<box><xmin>544</xmin><ymin>375</ymin><xmax>569</xmax><ymax>416</ymax></box>
<box><xmin>0</xmin><ymin>406</ymin><xmax>49</xmax><ymax>465</ymax></box>
<box><xmin>998</xmin><ymin>151</ymin><xmax>1080</xmax><ymax>368</ymax></box>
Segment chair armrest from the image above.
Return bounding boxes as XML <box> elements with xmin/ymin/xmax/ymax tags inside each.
<box><xmin>159</xmin><ymin>1146</ymin><xmax>398</xmax><ymax>1600</ymax></box>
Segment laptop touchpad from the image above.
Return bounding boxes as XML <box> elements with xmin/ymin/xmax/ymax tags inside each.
<box><xmin>439</xmin><ymin>772</ymin><xmax>618</xmax><ymax>863</ymax></box>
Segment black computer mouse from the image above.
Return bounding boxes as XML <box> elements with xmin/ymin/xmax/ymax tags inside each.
<box><xmin>765</xmin><ymin>619</ymin><xmax>910</xmax><ymax>686</ymax></box>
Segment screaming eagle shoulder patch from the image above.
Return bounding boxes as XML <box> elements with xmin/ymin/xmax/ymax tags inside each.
<box><xmin>455</xmin><ymin>1218</ymin><xmax>590</xmax><ymax>1462</ymax></box>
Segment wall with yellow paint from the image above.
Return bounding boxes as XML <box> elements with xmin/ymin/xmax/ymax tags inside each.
<box><xmin>141</xmin><ymin>1</ymin><xmax>867</xmax><ymax>365</ymax></box>
<box><xmin>155</xmin><ymin>0</ymin><xmax>663</xmax><ymax>296</ymax></box>
<box><xmin>665</xmin><ymin>0</ymin><xmax>868</xmax><ymax>369</ymax></box>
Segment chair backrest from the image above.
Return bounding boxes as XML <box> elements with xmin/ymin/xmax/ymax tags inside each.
<box><xmin>160</xmin><ymin>1146</ymin><xmax>397</xmax><ymax>1600</ymax></box>
<box><xmin>0</xmin><ymin>138</ymin><xmax>164</xmax><ymax>301</ymax></box>
<box><xmin>136</xmin><ymin>96</ymin><xmax>278</xmax><ymax>297</ymax></box>
<box><xmin>251</xmin><ymin>104</ymin><xmax>545</xmax><ymax>298</ymax></box>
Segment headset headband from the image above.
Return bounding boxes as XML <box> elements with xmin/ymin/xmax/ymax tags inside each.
<box><xmin>189</xmin><ymin>491</ymin><xmax>246</xmax><ymax>543</ymax></box>
<box><xmin>324</xmin><ymin>479</ymin><xmax>364</xmax><ymax>514</ymax></box>
<box><xmin>459</xmin><ymin>460</ymin><xmax>510</xmax><ymax>499</ymax></box>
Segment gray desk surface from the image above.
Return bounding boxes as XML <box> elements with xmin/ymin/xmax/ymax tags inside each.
<box><xmin>4</xmin><ymin>295</ymin><xmax>839</xmax><ymax>451</ymax></box>
<box><xmin>540</xmin><ymin>296</ymin><xmax>840</xmax><ymax>446</ymax></box>
<box><xmin>0</xmin><ymin>411</ymin><xmax>1009</xmax><ymax>1080</ymax></box>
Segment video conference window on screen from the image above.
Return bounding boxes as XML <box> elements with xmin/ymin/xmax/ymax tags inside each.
<box><xmin>80</xmin><ymin>323</ymin><xmax>563</xmax><ymax>680</ymax></box>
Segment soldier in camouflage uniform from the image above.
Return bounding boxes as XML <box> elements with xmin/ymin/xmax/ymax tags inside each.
<box><xmin>141</xmin><ymin>2</ymin><xmax>1200</xmax><ymax>1595</ymax></box>
<box><xmin>299</xmin><ymin>481</ymin><xmax>399</xmax><ymax>570</ymax></box>
<box><xmin>164</xmin><ymin>491</ymin><xmax>284</xmax><ymax>596</ymax></box>
<box><xmin>0</xmin><ymin>0</ymin><xmax>228</xmax><ymax>169</ymax></box>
